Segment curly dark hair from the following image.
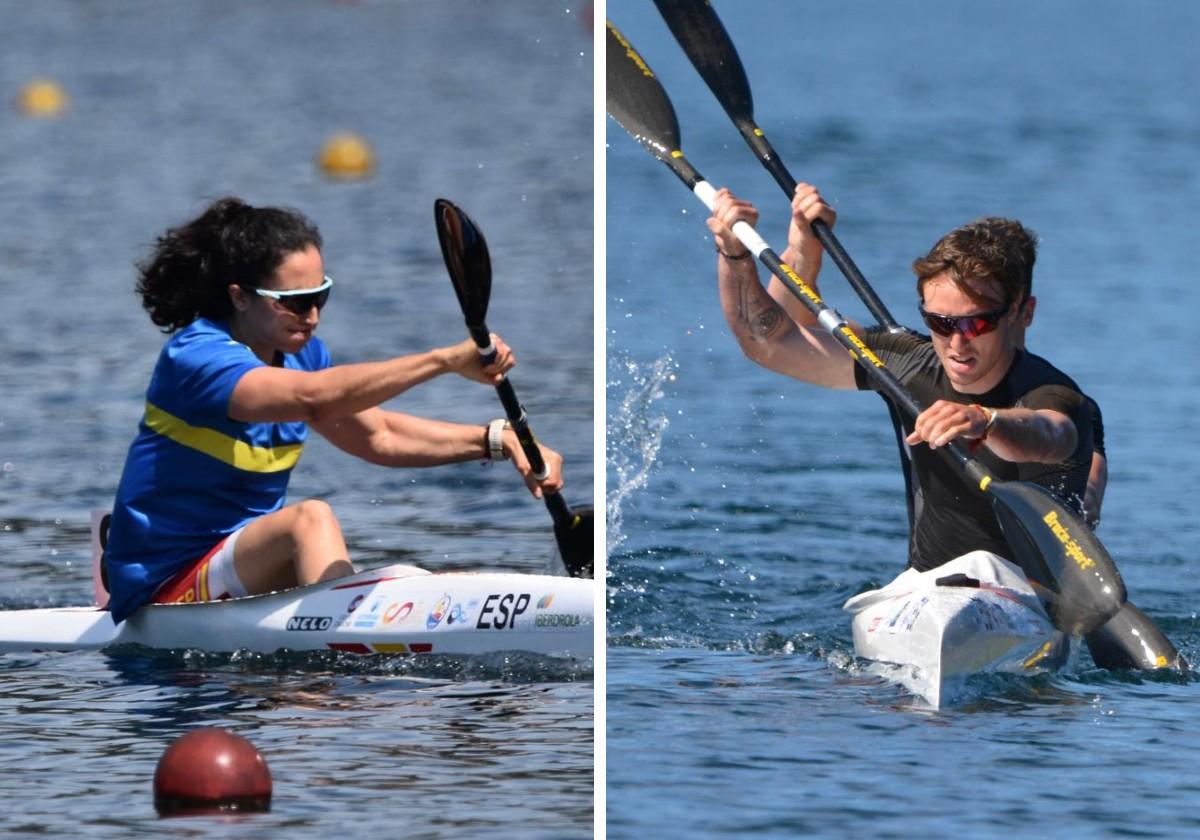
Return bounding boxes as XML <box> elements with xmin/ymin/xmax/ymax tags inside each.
<box><xmin>135</xmin><ymin>197</ymin><xmax>323</xmax><ymax>332</ymax></box>
<box><xmin>911</xmin><ymin>217</ymin><xmax>1038</xmax><ymax>310</ymax></box>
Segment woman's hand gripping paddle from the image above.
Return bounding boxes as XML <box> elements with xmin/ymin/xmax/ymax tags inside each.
<box><xmin>607</xmin><ymin>19</ymin><xmax>1125</xmax><ymax>635</ymax></box>
<box><xmin>434</xmin><ymin>199</ymin><xmax>593</xmax><ymax>579</ymax></box>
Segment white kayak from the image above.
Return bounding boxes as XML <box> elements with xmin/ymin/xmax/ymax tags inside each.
<box><xmin>843</xmin><ymin>551</ymin><xmax>1071</xmax><ymax>708</ymax></box>
<box><xmin>0</xmin><ymin>563</ymin><xmax>593</xmax><ymax>659</ymax></box>
<box><xmin>0</xmin><ymin>514</ymin><xmax>592</xmax><ymax>659</ymax></box>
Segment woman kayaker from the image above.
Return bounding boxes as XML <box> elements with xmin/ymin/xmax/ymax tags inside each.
<box><xmin>103</xmin><ymin>197</ymin><xmax>563</xmax><ymax>623</ymax></box>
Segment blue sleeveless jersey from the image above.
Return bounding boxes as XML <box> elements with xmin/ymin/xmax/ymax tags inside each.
<box><xmin>105</xmin><ymin>318</ymin><xmax>331</xmax><ymax>622</ymax></box>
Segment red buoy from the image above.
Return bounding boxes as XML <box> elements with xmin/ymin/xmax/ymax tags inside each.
<box><xmin>153</xmin><ymin>728</ymin><xmax>272</xmax><ymax>816</ymax></box>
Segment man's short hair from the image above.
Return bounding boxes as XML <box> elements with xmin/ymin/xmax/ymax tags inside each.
<box><xmin>912</xmin><ymin>217</ymin><xmax>1038</xmax><ymax>308</ymax></box>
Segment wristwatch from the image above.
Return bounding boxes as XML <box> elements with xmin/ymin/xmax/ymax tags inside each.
<box><xmin>487</xmin><ymin>418</ymin><xmax>511</xmax><ymax>461</ymax></box>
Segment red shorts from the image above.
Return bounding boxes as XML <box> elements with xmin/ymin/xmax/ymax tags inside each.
<box><xmin>152</xmin><ymin>532</ymin><xmax>245</xmax><ymax>605</ymax></box>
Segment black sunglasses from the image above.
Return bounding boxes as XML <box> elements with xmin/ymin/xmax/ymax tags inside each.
<box><xmin>249</xmin><ymin>275</ymin><xmax>334</xmax><ymax>315</ymax></box>
<box><xmin>918</xmin><ymin>300</ymin><xmax>1011</xmax><ymax>340</ymax></box>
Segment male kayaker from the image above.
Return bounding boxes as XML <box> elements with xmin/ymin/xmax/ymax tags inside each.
<box><xmin>754</xmin><ymin>184</ymin><xmax>1108</xmax><ymax>531</ymax></box>
<box><xmin>104</xmin><ymin>197</ymin><xmax>563</xmax><ymax>623</ymax></box>
<box><xmin>707</xmin><ymin>185</ymin><xmax>1093</xmax><ymax>572</ymax></box>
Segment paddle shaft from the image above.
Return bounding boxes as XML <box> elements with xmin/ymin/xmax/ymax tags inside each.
<box><xmin>608</xmin><ymin>18</ymin><xmax>985</xmax><ymax>486</ymax></box>
<box><xmin>477</xmin><ymin>328</ymin><xmax>590</xmax><ymax>571</ymax></box>
<box><xmin>648</xmin><ymin>145</ymin><xmax>987</xmax><ymax>483</ymax></box>
<box><xmin>466</xmin><ymin>322</ymin><xmax>551</xmax><ymax>482</ymax></box>
<box><xmin>652</xmin><ymin>0</ymin><xmax>902</xmax><ymax>332</ymax></box>
<box><xmin>465</xmin><ymin>321</ymin><xmax>585</xmax><ymax>527</ymax></box>
<box><xmin>734</xmin><ymin>127</ymin><xmax>903</xmax><ymax>332</ymax></box>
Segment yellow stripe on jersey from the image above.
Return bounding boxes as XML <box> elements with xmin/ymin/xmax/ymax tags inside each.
<box><xmin>143</xmin><ymin>402</ymin><xmax>303</xmax><ymax>474</ymax></box>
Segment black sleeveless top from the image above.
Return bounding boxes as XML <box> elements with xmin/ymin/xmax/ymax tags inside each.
<box><xmin>853</xmin><ymin>328</ymin><xmax>1093</xmax><ymax>572</ymax></box>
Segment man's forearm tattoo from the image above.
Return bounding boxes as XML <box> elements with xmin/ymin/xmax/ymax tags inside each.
<box><xmin>734</xmin><ymin>274</ymin><xmax>783</xmax><ymax>340</ymax></box>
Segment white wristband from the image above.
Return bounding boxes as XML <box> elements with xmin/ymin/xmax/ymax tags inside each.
<box><xmin>487</xmin><ymin>418</ymin><xmax>510</xmax><ymax>461</ymax></box>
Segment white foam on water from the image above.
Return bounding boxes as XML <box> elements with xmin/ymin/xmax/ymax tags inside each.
<box><xmin>605</xmin><ymin>352</ymin><xmax>678</xmax><ymax>559</ymax></box>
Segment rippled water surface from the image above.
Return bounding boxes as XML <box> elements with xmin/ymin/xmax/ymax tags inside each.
<box><xmin>0</xmin><ymin>2</ymin><xmax>593</xmax><ymax>836</ymax></box>
<box><xmin>607</xmin><ymin>1</ymin><xmax>1200</xmax><ymax>837</ymax></box>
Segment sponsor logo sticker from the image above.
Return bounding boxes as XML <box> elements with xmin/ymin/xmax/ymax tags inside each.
<box><xmin>383</xmin><ymin>601</ymin><xmax>414</xmax><ymax>625</ymax></box>
<box><xmin>476</xmin><ymin>593</ymin><xmax>531</xmax><ymax>630</ymax></box>
<box><xmin>534</xmin><ymin>613</ymin><xmax>582</xmax><ymax>628</ymax></box>
<box><xmin>287</xmin><ymin>615</ymin><xmax>334</xmax><ymax>631</ymax></box>
<box><xmin>426</xmin><ymin>594</ymin><xmax>451</xmax><ymax>629</ymax></box>
<box><xmin>353</xmin><ymin>597</ymin><xmax>387</xmax><ymax>629</ymax></box>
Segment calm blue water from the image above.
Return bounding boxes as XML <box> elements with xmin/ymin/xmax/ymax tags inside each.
<box><xmin>0</xmin><ymin>2</ymin><xmax>593</xmax><ymax>837</ymax></box>
<box><xmin>607</xmin><ymin>1</ymin><xmax>1200</xmax><ymax>837</ymax></box>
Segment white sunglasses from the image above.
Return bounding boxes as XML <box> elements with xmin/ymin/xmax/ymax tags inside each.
<box><xmin>250</xmin><ymin>275</ymin><xmax>334</xmax><ymax>314</ymax></box>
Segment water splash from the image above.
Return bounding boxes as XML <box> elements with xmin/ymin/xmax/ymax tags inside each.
<box><xmin>605</xmin><ymin>352</ymin><xmax>678</xmax><ymax>559</ymax></box>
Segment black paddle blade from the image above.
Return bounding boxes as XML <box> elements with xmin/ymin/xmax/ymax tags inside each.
<box><xmin>986</xmin><ymin>480</ymin><xmax>1125</xmax><ymax>635</ymax></box>
<box><xmin>554</xmin><ymin>503</ymin><xmax>594</xmax><ymax>579</ymax></box>
<box><xmin>434</xmin><ymin>198</ymin><xmax>491</xmax><ymax>327</ymax></box>
<box><xmin>606</xmin><ymin>21</ymin><xmax>681</xmax><ymax>160</ymax></box>
<box><xmin>1085</xmin><ymin>602</ymin><xmax>1187</xmax><ymax>671</ymax></box>
<box><xmin>653</xmin><ymin>0</ymin><xmax>754</xmax><ymax>122</ymax></box>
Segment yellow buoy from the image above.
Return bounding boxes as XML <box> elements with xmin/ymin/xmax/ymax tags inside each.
<box><xmin>317</xmin><ymin>133</ymin><xmax>375</xmax><ymax>179</ymax></box>
<box><xmin>16</xmin><ymin>78</ymin><xmax>69</xmax><ymax>117</ymax></box>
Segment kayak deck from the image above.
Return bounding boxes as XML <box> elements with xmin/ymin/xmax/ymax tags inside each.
<box><xmin>0</xmin><ymin>563</ymin><xmax>593</xmax><ymax>660</ymax></box>
<box><xmin>844</xmin><ymin>551</ymin><xmax>1070</xmax><ymax>707</ymax></box>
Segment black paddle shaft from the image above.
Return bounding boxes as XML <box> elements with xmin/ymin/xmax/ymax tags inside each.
<box><xmin>607</xmin><ymin>20</ymin><xmax>1125</xmax><ymax>634</ymax></box>
<box><xmin>651</xmin><ymin>0</ymin><xmax>902</xmax><ymax>332</ymax></box>
<box><xmin>433</xmin><ymin>198</ymin><xmax>593</xmax><ymax>578</ymax></box>
<box><xmin>479</xmin><ymin>340</ymin><xmax>589</xmax><ymax>563</ymax></box>
<box><xmin>483</xmin><ymin>360</ymin><xmax>578</xmax><ymax>523</ymax></box>
<box><xmin>608</xmin><ymin>23</ymin><xmax>928</xmax><ymax>445</ymax></box>
<box><xmin>475</xmin><ymin>332</ymin><xmax>550</xmax><ymax>482</ymax></box>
